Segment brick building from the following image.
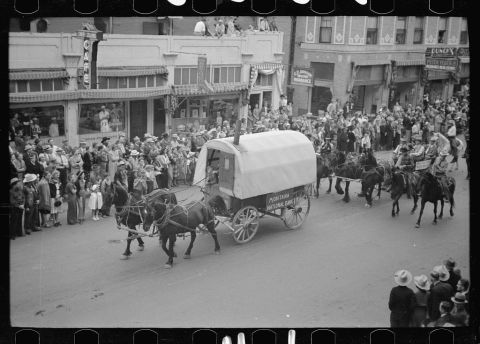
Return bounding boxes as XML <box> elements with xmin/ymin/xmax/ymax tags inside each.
<box><xmin>289</xmin><ymin>16</ymin><xmax>469</xmax><ymax>116</ymax></box>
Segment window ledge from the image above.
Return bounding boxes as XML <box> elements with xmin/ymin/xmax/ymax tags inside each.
<box><xmin>241</xmin><ymin>52</ymin><xmax>254</xmax><ymax>56</ymax></box>
<box><xmin>163</xmin><ymin>52</ymin><xmax>178</xmax><ymax>57</ymax></box>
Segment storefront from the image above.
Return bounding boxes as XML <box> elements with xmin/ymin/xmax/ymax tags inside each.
<box><xmin>425</xmin><ymin>70</ymin><xmax>451</xmax><ymax>102</ymax></box>
<box><xmin>454</xmin><ymin>58</ymin><xmax>469</xmax><ymax>97</ymax></box>
<box><xmin>248</xmin><ymin>62</ymin><xmax>284</xmax><ymax>111</ymax></box>
<box><xmin>350</xmin><ymin>63</ymin><xmax>389</xmax><ymax>114</ymax></box>
<box><xmin>171</xmin><ymin>83</ymin><xmax>248</xmax><ymax>133</ymax></box>
<box><xmin>389</xmin><ymin>60</ymin><xmax>423</xmax><ymax>108</ymax></box>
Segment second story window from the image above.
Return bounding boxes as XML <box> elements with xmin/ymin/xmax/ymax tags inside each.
<box><xmin>319</xmin><ymin>17</ymin><xmax>333</xmax><ymax>43</ymax></box>
<box><xmin>395</xmin><ymin>17</ymin><xmax>407</xmax><ymax>44</ymax></box>
<box><xmin>438</xmin><ymin>17</ymin><xmax>448</xmax><ymax>43</ymax></box>
<box><xmin>212</xmin><ymin>66</ymin><xmax>241</xmax><ymax>84</ymax></box>
<box><xmin>366</xmin><ymin>17</ymin><xmax>378</xmax><ymax>45</ymax></box>
<box><xmin>460</xmin><ymin>17</ymin><xmax>468</xmax><ymax>44</ymax></box>
<box><xmin>413</xmin><ymin>17</ymin><xmax>424</xmax><ymax>44</ymax></box>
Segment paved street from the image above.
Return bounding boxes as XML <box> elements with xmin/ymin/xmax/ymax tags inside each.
<box><xmin>10</xmin><ymin>154</ymin><xmax>469</xmax><ymax>328</ymax></box>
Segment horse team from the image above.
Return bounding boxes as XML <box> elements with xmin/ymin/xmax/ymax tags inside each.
<box><xmin>112</xmin><ymin>151</ymin><xmax>456</xmax><ymax>268</ymax></box>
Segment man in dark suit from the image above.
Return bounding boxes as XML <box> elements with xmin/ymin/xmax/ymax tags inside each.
<box><xmin>434</xmin><ymin>301</ymin><xmax>456</xmax><ymax>327</ymax></box>
<box><xmin>428</xmin><ymin>266</ymin><xmax>455</xmax><ymax>322</ymax></box>
<box><xmin>444</xmin><ymin>258</ymin><xmax>461</xmax><ymax>291</ymax></box>
<box><xmin>388</xmin><ymin>270</ymin><xmax>416</xmax><ymax>327</ymax></box>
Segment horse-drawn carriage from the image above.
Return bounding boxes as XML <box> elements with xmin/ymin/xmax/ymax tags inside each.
<box><xmin>193</xmin><ymin>130</ymin><xmax>316</xmax><ymax>244</ymax></box>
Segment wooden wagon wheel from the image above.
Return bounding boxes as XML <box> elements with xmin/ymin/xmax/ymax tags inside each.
<box><xmin>283</xmin><ymin>190</ymin><xmax>310</xmax><ymax>229</ymax></box>
<box><xmin>232</xmin><ymin>206</ymin><xmax>260</xmax><ymax>244</ymax></box>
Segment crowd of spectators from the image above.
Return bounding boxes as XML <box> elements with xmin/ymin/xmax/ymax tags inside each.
<box><xmin>9</xmin><ymin>85</ymin><xmax>469</xmax><ymax>240</ymax></box>
<box><xmin>193</xmin><ymin>16</ymin><xmax>278</xmax><ymax>37</ymax></box>
<box><xmin>389</xmin><ymin>258</ymin><xmax>470</xmax><ymax>327</ymax></box>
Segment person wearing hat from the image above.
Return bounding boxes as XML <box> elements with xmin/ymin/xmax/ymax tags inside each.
<box><xmin>388</xmin><ymin>269</ymin><xmax>416</xmax><ymax>327</ymax></box>
<box><xmin>425</xmin><ymin>135</ymin><xmax>439</xmax><ymax>163</ymax></box>
<box><xmin>432</xmin><ymin>301</ymin><xmax>456</xmax><ymax>327</ymax></box>
<box><xmin>75</xmin><ymin>171</ymin><xmax>88</xmax><ymax>224</ymax></box>
<box><xmin>53</xmin><ymin>147</ymin><xmax>69</xmax><ymax>195</ymax></box>
<box><xmin>61</xmin><ymin>139</ymin><xmax>73</xmax><ymax>156</ymax></box>
<box><xmin>431</xmin><ymin>150</ymin><xmax>452</xmax><ymax>201</ymax></box>
<box><xmin>69</xmin><ymin>149</ymin><xmax>84</xmax><ymax>177</ymax></box>
<box><xmin>49</xmin><ymin>170</ymin><xmax>62</xmax><ymax>227</ymax></box>
<box><xmin>395</xmin><ymin>146</ymin><xmax>416</xmax><ymax>198</ymax></box>
<box><xmin>100</xmin><ymin>171</ymin><xmax>114</xmax><ymax>218</ymax></box>
<box><xmin>127</xmin><ymin>150</ymin><xmax>140</xmax><ymax>192</ymax></box>
<box><xmin>410</xmin><ymin>135</ymin><xmax>425</xmax><ymax>163</ymax></box>
<box><xmin>428</xmin><ymin>265</ymin><xmax>455</xmax><ymax>322</ymax></box>
<box><xmin>23</xmin><ymin>173</ymin><xmax>41</xmax><ymax>234</ymax></box>
<box><xmin>10</xmin><ymin>177</ymin><xmax>25</xmax><ymax>239</ymax></box>
<box><xmin>65</xmin><ymin>173</ymin><xmax>78</xmax><ymax>225</ymax></box>
<box><xmin>37</xmin><ymin>171</ymin><xmax>52</xmax><ymax>228</ymax></box>
<box><xmin>450</xmin><ymin>292</ymin><xmax>469</xmax><ymax>326</ymax></box>
<box><xmin>392</xmin><ymin>137</ymin><xmax>409</xmax><ymax>164</ymax></box>
<box><xmin>144</xmin><ymin>164</ymin><xmax>157</xmax><ymax>193</ymax></box>
<box><xmin>411</xmin><ymin>275</ymin><xmax>431</xmax><ymax>327</ymax></box>
<box><xmin>114</xmin><ymin>160</ymin><xmax>129</xmax><ymax>191</ymax></box>
<box><xmin>96</xmin><ymin>144</ymin><xmax>109</xmax><ymax>177</ymax></box>
<box><xmin>443</xmin><ymin>258</ymin><xmax>462</xmax><ymax>291</ymax></box>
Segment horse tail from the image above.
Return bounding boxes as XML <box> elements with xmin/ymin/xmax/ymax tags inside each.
<box><xmin>450</xmin><ymin>178</ymin><xmax>456</xmax><ymax>208</ymax></box>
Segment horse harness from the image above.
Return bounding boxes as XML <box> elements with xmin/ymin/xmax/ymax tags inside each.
<box><xmin>153</xmin><ymin>201</ymin><xmax>216</xmax><ymax>234</ymax></box>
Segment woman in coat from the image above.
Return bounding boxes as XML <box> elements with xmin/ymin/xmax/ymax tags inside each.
<box><xmin>65</xmin><ymin>173</ymin><xmax>78</xmax><ymax>225</ymax></box>
<box><xmin>411</xmin><ymin>275</ymin><xmax>431</xmax><ymax>327</ymax></box>
<box><xmin>75</xmin><ymin>171</ymin><xmax>87</xmax><ymax>224</ymax></box>
<box><xmin>37</xmin><ymin>171</ymin><xmax>52</xmax><ymax>228</ymax></box>
<box><xmin>10</xmin><ymin>178</ymin><xmax>25</xmax><ymax>239</ymax></box>
<box><xmin>346</xmin><ymin>127</ymin><xmax>356</xmax><ymax>153</ymax></box>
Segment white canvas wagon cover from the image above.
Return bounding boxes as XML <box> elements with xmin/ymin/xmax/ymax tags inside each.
<box><xmin>193</xmin><ymin>130</ymin><xmax>316</xmax><ymax>199</ymax></box>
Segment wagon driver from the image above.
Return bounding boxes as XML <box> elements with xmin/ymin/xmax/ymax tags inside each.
<box><xmin>319</xmin><ymin>137</ymin><xmax>334</xmax><ymax>169</ymax></box>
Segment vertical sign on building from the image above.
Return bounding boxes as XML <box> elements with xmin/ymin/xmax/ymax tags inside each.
<box><xmin>197</xmin><ymin>56</ymin><xmax>207</xmax><ymax>86</ymax></box>
<box><xmin>83</xmin><ymin>38</ymin><xmax>91</xmax><ymax>89</ymax></box>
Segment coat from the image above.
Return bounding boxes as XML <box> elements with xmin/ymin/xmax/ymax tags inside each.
<box><xmin>10</xmin><ymin>182</ymin><xmax>24</xmax><ymax>208</ymax></box>
<box><xmin>428</xmin><ymin>281</ymin><xmax>454</xmax><ymax>321</ymax></box>
<box><xmin>389</xmin><ymin>286</ymin><xmax>416</xmax><ymax>326</ymax></box>
<box><xmin>37</xmin><ymin>179</ymin><xmax>51</xmax><ymax>212</ymax></box>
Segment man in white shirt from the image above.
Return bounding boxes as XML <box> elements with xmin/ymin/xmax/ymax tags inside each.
<box><xmin>194</xmin><ymin>18</ymin><xmax>206</xmax><ymax>36</ymax></box>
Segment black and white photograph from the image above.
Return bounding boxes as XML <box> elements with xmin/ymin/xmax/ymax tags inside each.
<box><xmin>7</xmin><ymin>12</ymin><xmax>471</xmax><ymax>333</ymax></box>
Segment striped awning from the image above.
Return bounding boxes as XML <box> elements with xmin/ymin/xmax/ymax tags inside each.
<box><xmin>354</xmin><ymin>60</ymin><xmax>390</xmax><ymax>66</ymax></box>
<box><xmin>173</xmin><ymin>83</ymin><xmax>248</xmax><ymax>96</ymax></box>
<box><xmin>459</xmin><ymin>57</ymin><xmax>470</xmax><ymax>64</ymax></box>
<box><xmin>394</xmin><ymin>59</ymin><xmax>425</xmax><ymax>66</ymax></box>
<box><xmin>9</xmin><ymin>69</ymin><xmax>69</xmax><ymax>81</ymax></box>
<box><xmin>97</xmin><ymin>66</ymin><xmax>169</xmax><ymax>77</ymax></box>
<box><xmin>250</xmin><ymin>62</ymin><xmax>284</xmax><ymax>70</ymax></box>
<box><xmin>10</xmin><ymin>86</ymin><xmax>171</xmax><ymax>103</ymax></box>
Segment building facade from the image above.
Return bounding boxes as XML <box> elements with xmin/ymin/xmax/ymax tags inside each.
<box><xmin>290</xmin><ymin>16</ymin><xmax>469</xmax><ymax>115</ymax></box>
<box><xmin>9</xmin><ymin>17</ymin><xmax>285</xmax><ymax>146</ymax></box>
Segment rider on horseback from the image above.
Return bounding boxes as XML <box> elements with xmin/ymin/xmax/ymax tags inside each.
<box><xmin>395</xmin><ymin>147</ymin><xmax>415</xmax><ymax>198</ymax></box>
<box><xmin>392</xmin><ymin>137</ymin><xmax>409</xmax><ymax>165</ymax></box>
<box><xmin>431</xmin><ymin>151</ymin><xmax>452</xmax><ymax>201</ymax></box>
<box><xmin>320</xmin><ymin>137</ymin><xmax>334</xmax><ymax>169</ymax></box>
<box><xmin>425</xmin><ymin>135</ymin><xmax>439</xmax><ymax>163</ymax></box>
<box><xmin>410</xmin><ymin>135</ymin><xmax>425</xmax><ymax>163</ymax></box>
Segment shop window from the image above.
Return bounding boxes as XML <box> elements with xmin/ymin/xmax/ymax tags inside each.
<box><xmin>311</xmin><ymin>62</ymin><xmax>334</xmax><ymax>81</ymax></box>
<box><xmin>10</xmin><ymin>105</ymin><xmax>65</xmax><ymax>138</ymax></box>
<box><xmin>220</xmin><ymin>67</ymin><xmax>228</xmax><ymax>83</ymax></box>
<box><xmin>319</xmin><ymin>17</ymin><xmax>333</xmax><ymax>43</ymax></box>
<box><xmin>30</xmin><ymin>80</ymin><xmax>41</xmax><ymax>92</ymax></box>
<box><xmin>438</xmin><ymin>17</ymin><xmax>448</xmax><ymax>43</ymax></box>
<box><xmin>413</xmin><ymin>17</ymin><xmax>424</xmax><ymax>44</ymax></box>
<box><xmin>460</xmin><ymin>18</ymin><xmax>468</xmax><ymax>44</ymax></box>
<box><xmin>17</xmin><ymin>81</ymin><xmax>27</xmax><ymax>93</ymax></box>
<box><xmin>147</xmin><ymin>75</ymin><xmax>155</xmax><ymax>87</ymax></box>
<box><xmin>181</xmin><ymin>69</ymin><xmax>190</xmax><ymax>84</ymax></box>
<box><xmin>9</xmin><ymin>81</ymin><xmax>16</xmax><ymax>93</ymax></box>
<box><xmin>190</xmin><ymin>68</ymin><xmax>198</xmax><ymax>84</ymax></box>
<box><xmin>234</xmin><ymin>67</ymin><xmax>240</xmax><ymax>83</ymax></box>
<box><xmin>227</xmin><ymin>67</ymin><xmax>235</xmax><ymax>83</ymax></box>
<box><xmin>213</xmin><ymin>68</ymin><xmax>220</xmax><ymax>83</ymax></box>
<box><xmin>138</xmin><ymin>76</ymin><xmax>146</xmax><ymax>88</ymax></box>
<box><xmin>174</xmin><ymin>68</ymin><xmax>182</xmax><ymax>85</ymax></box>
<box><xmin>155</xmin><ymin>74</ymin><xmax>166</xmax><ymax>87</ymax></box>
<box><xmin>78</xmin><ymin>102</ymin><xmax>126</xmax><ymax>135</ymax></box>
<box><xmin>366</xmin><ymin>17</ymin><xmax>378</xmax><ymax>45</ymax></box>
<box><xmin>395</xmin><ymin>17</ymin><xmax>407</xmax><ymax>44</ymax></box>
<box><xmin>257</xmin><ymin>74</ymin><xmax>273</xmax><ymax>86</ymax></box>
<box><xmin>119</xmin><ymin>77</ymin><xmax>127</xmax><ymax>88</ymax></box>
<box><xmin>53</xmin><ymin>79</ymin><xmax>64</xmax><ymax>91</ymax></box>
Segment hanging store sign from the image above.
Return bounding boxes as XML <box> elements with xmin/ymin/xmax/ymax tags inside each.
<box><xmin>457</xmin><ymin>47</ymin><xmax>469</xmax><ymax>57</ymax></box>
<box><xmin>292</xmin><ymin>67</ymin><xmax>314</xmax><ymax>86</ymax></box>
<box><xmin>83</xmin><ymin>38</ymin><xmax>91</xmax><ymax>89</ymax></box>
<box><xmin>425</xmin><ymin>47</ymin><xmax>457</xmax><ymax>58</ymax></box>
<box><xmin>425</xmin><ymin>57</ymin><xmax>459</xmax><ymax>72</ymax></box>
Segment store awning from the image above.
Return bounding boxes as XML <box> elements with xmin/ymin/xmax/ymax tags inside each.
<box><xmin>173</xmin><ymin>83</ymin><xmax>248</xmax><ymax>96</ymax></box>
<box><xmin>459</xmin><ymin>57</ymin><xmax>470</xmax><ymax>64</ymax></box>
<box><xmin>250</xmin><ymin>62</ymin><xmax>284</xmax><ymax>70</ymax></box>
<box><xmin>394</xmin><ymin>59</ymin><xmax>425</xmax><ymax>66</ymax></box>
<box><xmin>9</xmin><ymin>86</ymin><xmax>171</xmax><ymax>103</ymax></box>
<box><xmin>97</xmin><ymin>66</ymin><xmax>169</xmax><ymax>77</ymax></box>
<box><xmin>9</xmin><ymin>69</ymin><xmax>69</xmax><ymax>81</ymax></box>
<box><xmin>353</xmin><ymin>60</ymin><xmax>390</xmax><ymax>66</ymax></box>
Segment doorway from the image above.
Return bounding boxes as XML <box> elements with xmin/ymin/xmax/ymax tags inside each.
<box><xmin>153</xmin><ymin>98</ymin><xmax>166</xmax><ymax>137</ymax></box>
<box><xmin>129</xmin><ymin>100</ymin><xmax>147</xmax><ymax>140</ymax></box>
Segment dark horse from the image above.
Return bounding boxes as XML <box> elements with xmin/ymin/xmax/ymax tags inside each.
<box><xmin>415</xmin><ymin>172</ymin><xmax>455</xmax><ymax>228</ymax></box>
<box><xmin>390</xmin><ymin>170</ymin><xmax>420</xmax><ymax>217</ymax></box>
<box><xmin>112</xmin><ymin>185</ymin><xmax>177</xmax><ymax>259</ymax></box>
<box><xmin>334</xmin><ymin>152</ymin><xmax>363</xmax><ymax>202</ymax></box>
<box><xmin>144</xmin><ymin>197</ymin><xmax>222</xmax><ymax>268</ymax></box>
<box><xmin>360</xmin><ymin>163</ymin><xmax>393</xmax><ymax>207</ymax></box>
<box><xmin>315</xmin><ymin>153</ymin><xmax>337</xmax><ymax>197</ymax></box>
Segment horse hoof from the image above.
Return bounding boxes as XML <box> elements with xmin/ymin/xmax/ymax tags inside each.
<box><xmin>432</xmin><ymin>221</ymin><xmax>437</xmax><ymax>225</ymax></box>
<box><xmin>392</xmin><ymin>213</ymin><xmax>396</xmax><ymax>218</ymax></box>
<box><xmin>326</xmin><ymin>190</ymin><xmax>331</xmax><ymax>194</ymax></box>
<box><xmin>415</xmin><ymin>223</ymin><xmax>420</xmax><ymax>228</ymax></box>
<box><xmin>137</xmin><ymin>246</ymin><xmax>144</xmax><ymax>251</ymax></box>
<box><xmin>173</xmin><ymin>253</ymin><xmax>178</xmax><ymax>258</ymax></box>
<box><xmin>214</xmin><ymin>250</ymin><xmax>221</xmax><ymax>255</ymax></box>
<box><xmin>438</xmin><ymin>215</ymin><xmax>443</xmax><ymax>220</ymax></box>
<box><xmin>164</xmin><ymin>264</ymin><xmax>172</xmax><ymax>269</ymax></box>
<box><xmin>121</xmin><ymin>254</ymin><xmax>130</xmax><ymax>260</ymax></box>
<box><xmin>184</xmin><ymin>254</ymin><xmax>191</xmax><ymax>259</ymax></box>
<box><xmin>450</xmin><ymin>211</ymin><xmax>454</xmax><ymax>217</ymax></box>
<box><xmin>343</xmin><ymin>198</ymin><xmax>350</xmax><ymax>203</ymax></box>
<box><xmin>410</xmin><ymin>211</ymin><xmax>415</xmax><ymax>215</ymax></box>
<box><xmin>364</xmin><ymin>203</ymin><xmax>370</xmax><ymax>208</ymax></box>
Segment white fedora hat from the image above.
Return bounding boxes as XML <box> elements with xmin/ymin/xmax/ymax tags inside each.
<box><xmin>394</xmin><ymin>269</ymin><xmax>413</xmax><ymax>286</ymax></box>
